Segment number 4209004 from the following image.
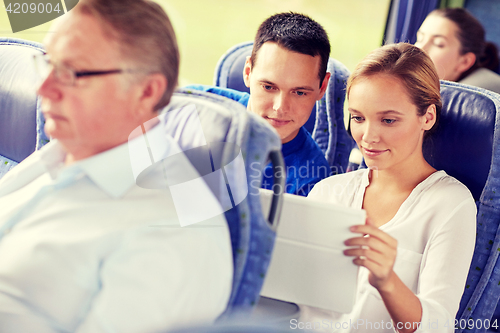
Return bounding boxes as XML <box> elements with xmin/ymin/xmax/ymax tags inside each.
<box><xmin>444</xmin><ymin>318</ymin><xmax>499</xmax><ymax>330</ymax></box>
<box><xmin>6</xmin><ymin>3</ymin><xmax>62</xmax><ymax>14</ymax></box>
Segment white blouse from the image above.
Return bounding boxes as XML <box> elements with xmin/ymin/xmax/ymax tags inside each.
<box><xmin>299</xmin><ymin>169</ymin><xmax>476</xmax><ymax>333</ymax></box>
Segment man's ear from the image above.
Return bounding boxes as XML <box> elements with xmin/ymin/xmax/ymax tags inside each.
<box><xmin>456</xmin><ymin>52</ymin><xmax>476</xmax><ymax>74</ymax></box>
<box><xmin>243</xmin><ymin>56</ymin><xmax>252</xmax><ymax>88</ymax></box>
<box><xmin>317</xmin><ymin>72</ymin><xmax>331</xmax><ymax>100</ymax></box>
<box><xmin>136</xmin><ymin>73</ymin><xmax>167</xmax><ymax>118</ymax></box>
<box><xmin>422</xmin><ymin>104</ymin><xmax>437</xmax><ymax>131</ymax></box>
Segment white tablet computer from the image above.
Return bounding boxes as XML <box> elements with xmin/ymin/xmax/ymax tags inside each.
<box><xmin>259</xmin><ymin>188</ymin><xmax>366</xmax><ymax>314</ymax></box>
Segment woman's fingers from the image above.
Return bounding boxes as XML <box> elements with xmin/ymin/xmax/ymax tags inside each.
<box><xmin>352</xmin><ymin>256</ymin><xmax>385</xmax><ymax>273</ymax></box>
<box><xmin>349</xmin><ymin>224</ymin><xmax>398</xmax><ymax>248</ymax></box>
<box><xmin>344</xmin><ymin>235</ymin><xmax>393</xmax><ymax>254</ymax></box>
<box><xmin>344</xmin><ymin>243</ymin><xmax>395</xmax><ymax>266</ymax></box>
<box><xmin>344</xmin><ymin>223</ymin><xmax>398</xmax><ymax>290</ymax></box>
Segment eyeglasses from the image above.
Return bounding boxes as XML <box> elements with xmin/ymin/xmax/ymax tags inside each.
<box><xmin>33</xmin><ymin>53</ymin><xmax>136</xmax><ymax>86</ymax></box>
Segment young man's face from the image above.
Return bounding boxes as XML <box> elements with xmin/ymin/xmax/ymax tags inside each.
<box><xmin>243</xmin><ymin>42</ymin><xmax>330</xmax><ymax>143</ymax></box>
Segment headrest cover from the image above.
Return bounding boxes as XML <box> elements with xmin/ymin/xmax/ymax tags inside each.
<box><xmin>0</xmin><ymin>38</ymin><xmax>44</xmax><ymax>162</ymax></box>
<box><xmin>423</xmin><ymin>81</ymin><xmax>496</xmax><ymax>201</ymax></box>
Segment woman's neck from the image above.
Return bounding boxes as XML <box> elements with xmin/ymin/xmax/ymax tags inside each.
<box><xmin>363</xmin><ymin>154</ymin><xmax>436</xmax><ymax>228</ymax></box>
<box><xmin>369</xmin><ymin>155</ymin><xmax>436</xmax><ymax>193</ymax></box>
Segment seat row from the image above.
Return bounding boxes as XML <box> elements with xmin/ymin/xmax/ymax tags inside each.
<box><xmin>2</xmin><ymin>37</ymin><xmax>500</xmax><ymax>331</ymax></box>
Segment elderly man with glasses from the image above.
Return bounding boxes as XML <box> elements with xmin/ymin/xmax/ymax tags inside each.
<box><xmin>0</xmin><ymin>0</ymin><xmax>232</xmax><ymax>332</ymax></box>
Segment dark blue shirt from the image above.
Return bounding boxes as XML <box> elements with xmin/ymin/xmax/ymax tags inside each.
<box><xmin>185</xmin><ymin>85</ymin><xmax>331</xmax><ymax>196</ymax></box>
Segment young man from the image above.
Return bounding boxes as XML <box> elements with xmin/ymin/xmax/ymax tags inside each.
<box><xmin>0</xmin><ymin>0</ymin><xmax>232</xmax><ymax>332</ymax></box>
<box><xmin>189</xmin><ymin>12</ymin><xmax>332</xmax><ymax>196</ymax></box>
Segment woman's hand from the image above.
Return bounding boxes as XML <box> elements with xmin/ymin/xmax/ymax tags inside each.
<box><xmin>343</xmin><ymin>219</ymin><xmax>398</xmax><ymax>292</ymax></box>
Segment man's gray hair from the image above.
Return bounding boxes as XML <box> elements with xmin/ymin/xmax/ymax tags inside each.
<box><xmin>75</xmin><ymin>0</ymin><xmax>179</xmax><ymax>110</ymax></box>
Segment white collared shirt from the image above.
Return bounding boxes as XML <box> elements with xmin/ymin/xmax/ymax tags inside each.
<box><xmin>300</xmin><ymin>168</ymin><xmax>476</xmax><ymax>333</ymax></box>
<box><xmin>0</xmin><ymin>124</ymin><xmax>233</xmax><ymax>333</ymax></box>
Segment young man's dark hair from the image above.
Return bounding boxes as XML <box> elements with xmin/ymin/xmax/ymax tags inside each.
<box><xmin>250</xmin><ymin>12</ymin><xmax>331</xmax><ymax>85</ymax></box>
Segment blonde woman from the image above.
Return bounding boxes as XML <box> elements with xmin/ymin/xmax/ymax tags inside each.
<box><xmin>301</xmin><ymin>43</ymin><xmax>476</xmax><ymax>333</ymax></box>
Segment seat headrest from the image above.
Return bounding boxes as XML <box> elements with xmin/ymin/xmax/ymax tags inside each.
<box><xmin>161</xmin><ymin>89</ymin><xmax>282</xmax><ymax>313</ymax></box>
<box><xmin>0</xmin><ymin>38</ymin><xmax>45</xmax><ymax>163</ymax></box>
<box><xmin>214</xmin><ymin>41</ymin><xmax>252</xmax><ymax>94</ymax></box>
<box><xmin>423</xmin><ymin>81</ymin><xmax>496</xmax><ymax>201</ymax></box>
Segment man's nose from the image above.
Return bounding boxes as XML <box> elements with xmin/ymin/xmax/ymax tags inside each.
<box><xmin>272</xmin><ymin>92</ymin><xmax>290</xmax><ymax>114</ymax></box>
<box><xmin>36</xmin><ymin>68</ymin><xmax>61</xmax><ymax>101</ymax></box>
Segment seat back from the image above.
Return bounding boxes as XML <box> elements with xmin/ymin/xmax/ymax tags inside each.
<box><xmin>159</xmin><ymin>88</ymin><xmax>285</xmax><ymax>317</ymax></box>
<box><xmin>0</xmin><ymin>38</ymin><xmax>49</xmax><ymax>178</ymax></box>
<box><xmin>214</xmin><ymin>41</ymin><xmax>355</xmax><ymax>174</ymax></box>
<box><xmin>423</xmin><ymin>81</ymin><xmax>500</xmax><ymax>330</ymax></box>
<box><xmin>423</xmin><ymin>81</ymin><xmax>495</xmax><ymax>201</ymax></box>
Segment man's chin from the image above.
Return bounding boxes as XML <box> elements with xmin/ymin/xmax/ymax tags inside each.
<box><xmin>279</xmin><ymin>129</ymin><xmax>301</xmax><ymax>144</ymax></box>
<box><xmin>44</xmin><ymin>127</ymin><xmax>70</xmax><ymax>142</ymax></box>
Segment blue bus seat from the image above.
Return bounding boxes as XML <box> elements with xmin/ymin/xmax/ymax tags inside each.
<box><xmin>160</xmin><ymin>88</ymin><xmax>285</xmax><ymax>317</ymax></box>
<box><xmin>0</xmin><ymin>37</ymin><xmax>49</xmax><ymax>179</ymax></box>
<box><xmin>213</xmin><ymin>41</ymin><xmax>355</xmax><ymax>174</ymax></box>
<box><xmin>214</xmin><ymin>41</ymin><xmax>253</xmax><ymax>94</ymax></box>
<box><xmin>424</xmin><ymin>81</ymin><xmax>495</xmax><ymax>202</ymax></box>
<box><xmin>423</xmin><ymin>81</ymin><xmax>500</xmax><ymax>331</ymax></box>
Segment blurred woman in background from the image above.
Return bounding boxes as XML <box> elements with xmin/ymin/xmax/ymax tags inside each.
<box><xmin>415</xmin><ymin>7</ymin><xmax>500</xmax><ymax>94</ymax></box>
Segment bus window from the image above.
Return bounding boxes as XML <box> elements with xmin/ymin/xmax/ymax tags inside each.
<box><xmin>0</xmin><ymin>0</ymin><xmax>391</xmax><ymax>85</ymax></box>
<box><xmin>162</xmin><ymin>0</ymin><xmax>391</xmax><ymax>85</ymax></box>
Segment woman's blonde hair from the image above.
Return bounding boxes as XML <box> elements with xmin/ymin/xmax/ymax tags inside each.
<box><xmin>347</xmin><ymin>43</ymin><xmax>441</xmax><ymax>135</ymax></box>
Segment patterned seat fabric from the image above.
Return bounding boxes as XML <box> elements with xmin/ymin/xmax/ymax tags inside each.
<box><xmin>425</xmin><ymin>81</ymin><xmax>500</xmax><ymax>331</ymax></box>
<box><xmin>0</xmin><ymin>38</ymin><xmax>49</xmax><ymax>179</ymax></box>
<box><xmin>161</xmin><ymin>88</ymin><xmax>284</xmax><ymax>316</ymax></box>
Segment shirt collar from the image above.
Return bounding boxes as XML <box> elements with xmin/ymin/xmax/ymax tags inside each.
<box><xmin>39</xmin><ymin>141</ymin><xmax>67</xmax><ymax>179</ymax></box>
<box><xmin>76</xmin><ymin>142</ymin><xmax>136</xmax><ymax>199</ymax></box>
<box><xmin>282</xmin><ymin>126</ymin><xmax>307</xmax><ymax>155</ymax></box>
